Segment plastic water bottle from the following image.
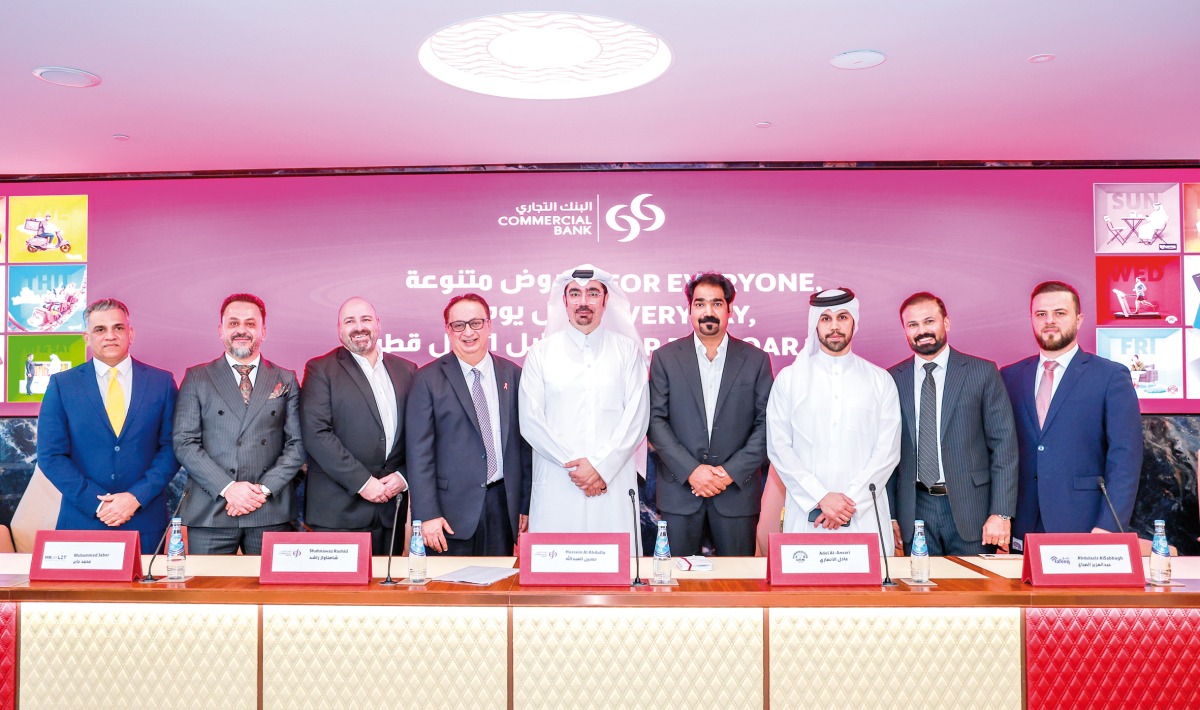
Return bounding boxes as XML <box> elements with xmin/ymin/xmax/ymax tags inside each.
<box><xmin>1150</xmin><ymin>519</ymin><xmax>1171</xmax><ymax>585</ymax></box>
<box><xmin>166</xmin><ymin>517</ymin><xmax>185</xmax><ymax>581</ymax></box>
<box><xmin>409</xmin><ymin>520</ymin><xmax>427</xmax><ymax>584</ymax></box>
<box><xmin>910</xmin><ymin>520</ymin><xmax>930</xmax><ymax>583</ymax></box>
<box><xmin>652</xmin><ymin>520</ymin><xmax>672</xmax><ymax>584</ymax></box>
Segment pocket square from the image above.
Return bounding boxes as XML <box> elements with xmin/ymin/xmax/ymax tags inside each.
<box><xmin>268</xmin><ymin>382</ymin><xmax>289</xmax><ymax>399</ymax></box>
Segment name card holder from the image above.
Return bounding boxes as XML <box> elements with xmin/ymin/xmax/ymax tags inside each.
<box><xmin>260</xmin><ymin>531</ymin><xmax>371</xmax><ymax>585</ymax></box>
<box><xmin>518</xmin><ymin>532</ymin><xmax>630</xmax><ymax>586</ymax></box>
<box><xmin>30</xmin><ymin>530</ymin><xmax>143</xmax><ymax>582</ymax></box>
<box><xmin>1021</xmin><ymin>532</ymin><xmax>1145</xmax><ymax>587</ymax></box>
<box><xmin>768</xmin><ymin>532</ymin><xmax>882</xmax><ymax>586</ymax></box>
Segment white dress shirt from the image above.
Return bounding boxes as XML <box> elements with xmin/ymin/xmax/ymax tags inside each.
<box><xmin>225</xmin><ymin>353</ymin><xmax>261</xmax><ymax>387</ymax></box>
<box><xmin>694</xmin><ymin>333</ymin><xmax>729</xmax><ymax>439</ymax></box>
<box><xmin>456</xmin><ymin>353</ymin><xmax>505</xmax><ymax>482</ymax></box>
<box><xmin>94</xmin><ymin>355</ymin><xmax>133</xmax><ymax>411</ymax></box>
<box><xmin>1036</xmin><ymin>344</ymin><xmax>1079</xmax><ymax>402</ymax></box>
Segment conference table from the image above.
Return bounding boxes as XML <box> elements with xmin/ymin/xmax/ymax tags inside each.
<box><xmin>0</xmin><ymin>554</ymin><xmax>1197</xmax><ymax>710</ymax></box>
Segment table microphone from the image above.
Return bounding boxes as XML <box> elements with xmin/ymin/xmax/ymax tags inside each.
<box><xmin>869</xmin><ymin>484</ymin><xmax>898</xmax><ymax>587</ymax></box>
<box><xmin>140</xmin><ymin>486</ymin><xmax>190</xmax><ymax>583</ymax></box>
<box><xmin>379</xmin><ymin>493</ymin><xmax>405</xmax><ymax>586</ymax></box>
<box><xmin>628</xmin><ymin>489</ymin><xmax>646</xmax><ymax>587</ymax></box>
<box><xmin>1097</xmin><ymin>478</ymin><xmax>1125</xmax><ymax>534</ymax></box>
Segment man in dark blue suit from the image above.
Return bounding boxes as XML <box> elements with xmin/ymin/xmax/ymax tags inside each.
<box><xmin>37</xmin><ymin>298</ymin><xmax>179</xmax><ymax>553</ymax></box>
<box><xmin>1000</xmin><ymin>281</ymin><xmax>1143</xmax><ymax>549</ymax></box>
<box><xmin>406</xmin><ymin>294</ymin><xmax>531</xmax><ymax>556</ymax></box>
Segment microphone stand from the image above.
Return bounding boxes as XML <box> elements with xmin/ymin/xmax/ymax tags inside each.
<box><xmin>1097</xmin><ymin>478</ymin><xmax>1125</xmax><ymax>533</ymax></box>
<box><xmin>869</xmin><ymin>483</ymin><xmax>898</xmax><ymax>587</ymax></box>
<box><xmin>379</xmin><ymin>492</ymin><xmax>405</xmax><ymax>586</ymax></box>
<box><xmin>628</xmin><ymin>489</ymin><xmax>646</xmax><ymax>587</ymax></box>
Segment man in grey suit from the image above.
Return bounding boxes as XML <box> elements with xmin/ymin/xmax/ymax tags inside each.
<box><xmin>173</xmin><ymin>293</ymin><xmax>305</xmax><ymax>555</ymax></box>
<box><xmin>406</xmin><ymin>294</ymin><xmax>531</xmax><ymax>556</ymax></box>
<box><xmin>300</xmin><ymin>297</ymin><xmax>416</xmax><ymax>555</ymax></box>
<box><xmin>887</xmin><ymin>292</ymin><xmax>1018</xmax><ymax>556</ymax></box>
<box><xmin>649</xmin><ymin>272</ymin><xmax>773</xmax><ymax>556</ymax></box>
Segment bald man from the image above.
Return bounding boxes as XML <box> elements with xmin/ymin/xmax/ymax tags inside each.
<box><xmin>300</xmin><ymin>297</ymin><xmax>417</xmax><ymax>553</ymax></box>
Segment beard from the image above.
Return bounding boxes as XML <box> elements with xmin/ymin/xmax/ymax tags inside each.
<box><xmin>696</xmin><ymin>316</ymin><xmax>721</xmax><ymax>335</ymax></box>
<box><xmin>908</xmin><ymin>332</ymin><xmax>945</xmax><ymax>356</ymax></box>
<box><xmin>1036</xmin><ymin>324</ymin><xmax>1077</xmax><ymax>352</ymax></box>
<box><xmin>819</xmin><ymin>329</ymin><xmax>852</xmax><ymax>353</ymax></box>
<box><xmin>342</xmin><ymin>328</ymin><xmax>376</xmax><ymax>355</ymax></box>
<box><xmin>225</xmin><ymin>333</ymin><xmax>258</xmax><ymax>359</ymax></box>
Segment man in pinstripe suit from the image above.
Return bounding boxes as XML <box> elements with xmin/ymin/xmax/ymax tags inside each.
<box><xmin>173</xmin><ymin>293</ymin><xmax>305</xmax><ymax>554</ymax></box>
<box><xmin>886</xmin><ymin>292</ymin><xmax>1018</xmax><ymax>556</ymax></box>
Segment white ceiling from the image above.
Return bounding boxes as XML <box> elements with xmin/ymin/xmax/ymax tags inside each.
<box><xmin>3</xmin><ymin>1</ymin><xmax>1198</xmax><ymax>177</ymax></box>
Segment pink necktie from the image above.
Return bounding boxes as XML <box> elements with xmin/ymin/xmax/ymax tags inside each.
<box><xmin>1036</xmin><ymin>361</ymin><xmax>1058</xmax><ymax>428</ymax></box>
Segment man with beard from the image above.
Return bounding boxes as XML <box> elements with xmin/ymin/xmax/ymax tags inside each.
<box><xmin>649</xmin><ymin>272</ymin><xmax>772</xmax><ymax>556</ymax></box>
<box><xmin>174</xmin><ymin>293</ymin><xmax>305</xmax><ymax>554</ymax></box>
<box><xmin>406</xmin><ymin>294</ymin><xmax>531</xmax><ymax>556</ymax></box>
<box><xmin>766</xmin><ymin>288</ymin><xmax>901</xmax><ymax>550</ymax></box>
<box><xmin>1001</xmin><ymin>281</ymin><xmax>1142</xmax><ymax>547</ymax></box>
<box><xmin>886</xmin><ymin>292</ymin><xmax>1017</xmax><ymax>556</ymax></box>
<box><xmin>519</xmin><ymin>265</ymin><xmax>649</xmax><ymax>547</ymax></box>
<box><xmin>300</xmin><ymin>297</ymin><xmax>416</xmax><ymax>554</ymax></box>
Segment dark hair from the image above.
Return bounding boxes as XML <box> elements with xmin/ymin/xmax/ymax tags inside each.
<box><xmin>220</xmin><ymin>293</ymin><xmax>267</xmax><ymax>322</ymax></box>
<box><xmin>685</xmin><ymin>272</ymin><xmax>736</xmax><ymax>304</ymax></box>
<box><xmin>1030</xmin><ymin>281</ymin><xmax>1080</xmax><ymax>313</ymax></box>
<box><xmin>444</xmin><ymin>293</ymin><xmax>491</xmax><ymax>323</ymax></box>
<box><xmin>898</xmin><ymin>292</ymin><xmax>947</xmax><ymax>320</ymax></box>
<box><xmin>84</xmin><ymin>298</ymin><xmax>130</xmax><ymax>325</ymax></box>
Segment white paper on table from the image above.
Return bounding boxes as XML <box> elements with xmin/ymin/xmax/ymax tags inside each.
<box><xmin>434</xmin><ymin>566</ymin><xmax>519</xmax><ymax>585</ymax></box>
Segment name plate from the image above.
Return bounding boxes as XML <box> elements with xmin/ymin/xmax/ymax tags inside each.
<box><xmin>768</xmin><ymin>532</ymin><xmax>882</xmax><ymax>586</ymax></box>
<box><xmin>1021</xmin><ymin>532</ymin><xmax>1145</xmax><ymax>587</ymax></box>
<box><xmin>519</xmin><ymin>532</ymin><xmax>630</xmax><ymax>586</ymax></box>
<box><xmin>260</xmin><ymin>532</ymin><xmax>371</xmax><ymax>585</ymax></box>
<box><xmin>30</xmin><ymin>530</ymin><xmax>143</xmax><ymax>582</ymax></box>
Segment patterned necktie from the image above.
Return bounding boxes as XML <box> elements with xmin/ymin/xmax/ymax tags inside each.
<box><xmin>234</xmin><ymin>364</ymin><xmax>256</xmax><ymax>404</ymax></box>
<box><xmin>106</xmin><ymin>367</ymin><xmax>126</xmax><ymax>435</ymax></box>
<box><xmin>1036</xmin><ymin>361</ymin><xmax>1058</xmax><ymax>428</ymax></box>
<box><xmin>471</xmin><ymin>368</ymin><xmax>499</xmax><ymax>484</ymax></box>
<box><xmin>916</xmin><ymin>361</ymin><xmax>940</xmax><ymax>487</ymax></box>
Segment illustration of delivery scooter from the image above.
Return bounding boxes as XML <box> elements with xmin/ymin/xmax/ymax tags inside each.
<box><xmin>21</xmin><ymin>217</ymin><xmax>71</xmax><ymax>253</ymax></box>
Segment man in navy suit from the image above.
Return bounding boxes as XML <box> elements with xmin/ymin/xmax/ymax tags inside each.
<box><xmin>649</xmin><ymin>272</ymin><xmax>772</xmax><ymax>556</ymax></box>
<box><xmin>37</xmin><ymin>298</ymin><xmax>179</xmax><ymax>553</ymax></box>
<box><xmin>1000</xmin><ymin>280</ymin><xmax>1143</xmax><ymax>549</ymax></box>
<box><xmin>406</xmin><ymin>294</ymin><xmax>531</xmax><ymax>556</ymax></box>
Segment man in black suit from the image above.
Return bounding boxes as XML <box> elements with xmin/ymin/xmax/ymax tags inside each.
<box><xmin>887</xmin><ymin>292</ymin><xmax>1018</xmax><ymax>556</ymax></box>
<box><xmin>300</xmin><ymin>297</ymin><xmax>416</xmax><ymax>554</ymax></box>
<box><xmin>406</xmin><ymin>294</ymin><xmax>531</xmax><ymax>556</ymax></box>
<box><xmin>648</xmin><ymin>272</ymin><xmax>773</xmax><ymax>556</ymax></box>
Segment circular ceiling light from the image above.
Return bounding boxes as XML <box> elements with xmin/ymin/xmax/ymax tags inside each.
<box><xmin>1028</xmin><ymin>53</ymin><xmax>1055</xmax><ymax>64</ymax></box>
<box><xmin>33</xmin><ymin>66</ymin><xmax>102</xmax><ymax>88</ymax></box>
<box><xmin>419</xmin><ymin>12</ymin><xmax>672</xmax><ymax>99</ymax></box>
<box><xmin>830</xmin><ymin>50</ymin><xmax>886</xmax><ymax>70</ymax></box>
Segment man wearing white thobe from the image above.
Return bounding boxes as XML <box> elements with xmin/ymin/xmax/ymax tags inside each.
<box><xmin>520</xmin><ymin>265</ymin><xmax>650</xmax><ymax>546</ymax></box>
<box><xmin>766</xmin><ymin>288</ymin><xmax>901</xmax><ymax>551</ymax></box>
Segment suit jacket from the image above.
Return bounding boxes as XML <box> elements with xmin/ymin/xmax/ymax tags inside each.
<box><xmin>887</xmin><ymin>348</ymin><xmax>1018</xmax><ymax>546</ymax></box>
<box><xmin>649</xmin><ymin>335</ymin><xmax>773</xmax><ymax>517</ymax></box>
<box><xmin>37</xmin><ymin>359</ymin><xmax>179</xmax><ymax>553</ymax></box>
<box><xmin>1000</xmin><ymin>350</ymin><xmax>1143</xmax><ymax>539</ymax></box>
<box><xmin>173</xmin><ymin>356</ymin><xmax>305</xmax><ymax>528</ymax></box>
<box><xmin>300</xmin><ymin>347</ymin><xmax>416</xmax><ymax>530</ymax></box>
<box><xmin>406</xmin><ymin>353</ymin><xmax>531</xmax><ymax>541</ymax></box>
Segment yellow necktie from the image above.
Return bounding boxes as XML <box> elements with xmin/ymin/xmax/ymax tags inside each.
<box><xmin>106</xmin><ymin>367</ymin><xmax>126</xmax><ymax>436</ymax></box>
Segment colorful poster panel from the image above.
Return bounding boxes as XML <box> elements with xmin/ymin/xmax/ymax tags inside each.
<box><xmin>1185</xmin><ymin>330</ymin><xmax>1200</xmax><ymax>399</ymax></box>
<box><xmin>6</xmin><ymin>264</ymin><xmax>87</xmax><ymax>333</ymax></box>
<box><xmin>7</xmin><ymin>334</ymin><xmax>85</xmax><ymax>402</ymax></box>
<box><xmin>1184</xmin><ymin>184</ymin><xmax>1200</xmax><ymax>253</ymax></box>
<box><xmin>1182</xmin><ymin>256</ymin><xmax>1200</xmax><ymax>329</ymax></box>
<box><xmin>1095</xmin><ymin>327</ymin><xmax>1183</xmax><ymax>399</ymax></box>
<box><xmin>1094</xmin><ymin>255</ymin><xmax>1181</xmax><ymax>326</ymax></box>
<box><xmin>0</xmin><ymin>196</ymin><xmax>6</xmax><ymax>256</ymax></box>
<box><xmin>1093</xmin><ymin>183</ymin><xmax>1180</xmax><ymax>254</ymax></box>
<box><xmin>6</xmin><ymin>195</ymin><xmax>88</xmax><ymax>263</ymax></box>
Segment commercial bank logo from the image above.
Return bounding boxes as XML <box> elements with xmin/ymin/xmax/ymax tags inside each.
<box><xmin>605</xmin><ymin>193</ymin><xmax>665</xmax><ymax>243</ymax></box>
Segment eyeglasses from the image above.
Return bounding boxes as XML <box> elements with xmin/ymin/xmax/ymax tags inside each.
<box><xmin>566</xmin><ymin>289</ymin><xmax>605</xmax><ymax>302</ymax></box>
<box><xmin>448</xmin><ymin>318</ymin><xmax>488</xmax><ymax>332</ymax></box>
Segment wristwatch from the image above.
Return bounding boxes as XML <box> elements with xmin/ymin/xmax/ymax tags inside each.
<box><xmin>996</xmin><ymin>514</ymin><xmax>1012</xmax><ymax>521</ymax></box>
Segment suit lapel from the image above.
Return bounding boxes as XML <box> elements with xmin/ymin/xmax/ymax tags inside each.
<box><xmin>1041</xmin><ymin>352</ymin><xmax>1088</xmax><ymax>433</ymax></box>
<box><xmin>122</xmin><ymin>360</ymin><xmax>151</xmax><ymax>441</ymax></box>
<box><xmin>1018</xmin><ymin>358</ymin><xmax>1040</xmax><ymax>433</ymax></box>
<box><xmin>78</xmin><ymin>360</ymin><xmax>117</xmax><ymax>438</ymax></box>
<box><xmin>494</xmin><ymin>357</ymin><xmax>515</xmax><ymax>453</ymax></box>
<box><xmin>712</xmin><ymin>338</ymin><xmax>746</xmax><ymax>424</ymax></box>
<box><xmin>894</xmin><ymin>359</ymin><xmax>916</xmax><ymax>444</ymax></box>
<box><xmin>675</xmin><ymin>338</ymin><xmax>707</xmax><ymax>428</ymax></box>
<box><xmin>209</xmin><ymin>357</ymin><xmax>249</xmax><ymax>413</ymax></box>
<box><xmin>340</xmin><ymin>349</ymin><xmax>384</xmax><ymax>431</ymax></box>
<box><xmin>939</xmin><ymin>349</ymin><xmax>966</xmax><ymax>437</ymax></box>
<box><xmin>381</xmin><ymin>354</ymin><xmax>410</xmax><ymax>453</ymax></box>
<box><xmin>443</xmin><ymin>356</ymin><xmax>483</xmax><ymax>436</ymax></box>
<box><xmin>241</xmin><ymin>359</ymin><xmax>280</xmax><ymax>434</ymax></box>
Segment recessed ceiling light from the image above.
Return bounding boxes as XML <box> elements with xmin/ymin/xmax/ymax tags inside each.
<box><xmin>755</xmin><ymin>122</ymin><xmax>772</xmax><ymax>128</ymax></box>
<box><xmin>419</xmin><ymin>12</ymin><xmax>672</xmax><ymax>99</ymax></box>
<box><xmin>33</xmin><ymin>66</ymin><xmax>102</xmax><ymax>88</ymax></box>
<box><xmin>112</xmin><ymin>134</ymin><xmax>130</xmax><ymax>142</ymax></box>
<box><xmin>830</xmin><ymin>50</ymin><xmax>886</xmax><ymax>70</ymax></box>
<box><xmin>1028</xmin><ymin>53</ymin><xmax>1055</xmax><ymax>64</ymax></box>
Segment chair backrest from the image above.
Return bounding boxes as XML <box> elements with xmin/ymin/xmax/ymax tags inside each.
<box><xmin>10</xmin><ymin>466</ymin><xmax>63</xmax><ymax>553</ymax></box>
